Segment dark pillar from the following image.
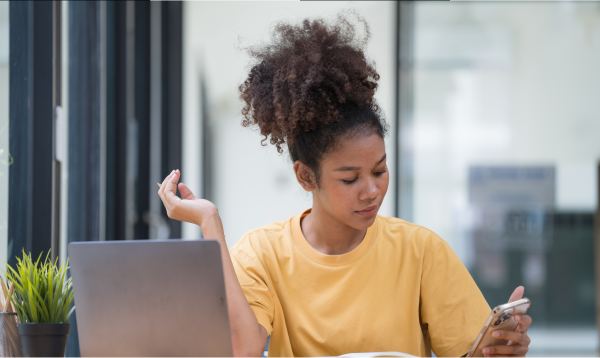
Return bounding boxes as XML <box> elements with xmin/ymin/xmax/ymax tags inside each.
<box><xmin>105</xmin><ymin>0</ymin><xmax>129</xmax><ymax>242</ymax></box>
<box><xmin>52</xmin><ymin>1</ymin><xmax>63</xmax><ymax>263</ymax></box>
<box><xmin>66</xmin><ymin>1</ymin><xmax>102</xmax><ymax>356</ymax></box>
<box><xmin>134</xmin><ymin>2</ymin><xmax>151</xmax><ymax>241</ymax></box>
<box><xmin>595</xmin><ymin>162</ymin><xmax>600</xmax><ymax>355</ymax></box>
<box><xmin>8</xmin><ymin>1</ymin><xmax>54</xmax><ymax>267</ymax></box>
<box><xmin>161</xmin><ymin>2</ymin><xmax>183</xmax><ymax>238</ymax></box>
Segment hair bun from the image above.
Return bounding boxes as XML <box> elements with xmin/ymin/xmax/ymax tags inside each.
<box><xmin>239</xmin><ymin>9</ymin><xmax>381</xmax><ymax>153</ymax></box>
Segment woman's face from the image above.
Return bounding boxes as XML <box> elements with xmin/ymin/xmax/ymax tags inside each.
<box><xmin>313</xmin><ymin>133</ymin><xmax>389</xmax><ymax>230</ymax></box>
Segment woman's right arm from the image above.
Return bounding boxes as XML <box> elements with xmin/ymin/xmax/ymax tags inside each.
<box><xmin>158</xmin><ymin>169</ymin><xmax>268</xmax><ymax>357</ymax></box>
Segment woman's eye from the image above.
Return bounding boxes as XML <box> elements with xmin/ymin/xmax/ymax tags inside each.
<box><xmin>343</xmin><ymin>170</ymin><xmax>386</xmax><ymax>184</ymax></box>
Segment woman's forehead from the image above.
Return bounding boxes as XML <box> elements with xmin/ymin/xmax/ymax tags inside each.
<box><xmin>322</xmin><ymin>133</ymin><xmax>386</xmax><ymax>168</ymax></box>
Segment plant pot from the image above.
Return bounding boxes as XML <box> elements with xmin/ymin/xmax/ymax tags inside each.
<box><xmin>18</xmin><ymin>323</ymin><xmax>70</xmax><ymax>357</ymax></box>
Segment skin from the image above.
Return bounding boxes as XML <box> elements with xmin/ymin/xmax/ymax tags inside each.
<box><xmin>157</xmin><ymin>132</ymin><xmax>532</xmax><ymax>357</ymax></box>
<box><xmin>294</xmin><ymin>132</ymin><xmax>389</xmax><ymax>255</ymax></box>
<box><xmin>481</xmin><ymin>286</ymin><xmax>533</xmax><ymax>358</ymax></box>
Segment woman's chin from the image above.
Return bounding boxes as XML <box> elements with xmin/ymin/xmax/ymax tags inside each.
<box><xmin>348</xmin><ymin>213</ymin><xmax>377</xmax><ymax>230</ymax></box>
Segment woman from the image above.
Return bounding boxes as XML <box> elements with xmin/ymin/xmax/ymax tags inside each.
<box><xmin>158</xmin><ymin>11</ymin><xmax>532</xmax><ymax>357</ymax></box>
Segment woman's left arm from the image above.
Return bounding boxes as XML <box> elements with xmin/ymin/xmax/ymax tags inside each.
<box><xmin>481</xmin><ymin>286</ymin><xmax>533</xmax><ymax>357</ymax></box>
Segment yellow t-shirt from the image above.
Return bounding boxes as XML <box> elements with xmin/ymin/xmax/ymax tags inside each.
<box><xmin>230</xmin><ymin>209</ymin><xmax>491</xmax><ymax>357</ymax></box>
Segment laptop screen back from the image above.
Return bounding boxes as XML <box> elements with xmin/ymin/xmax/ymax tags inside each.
<box><xmin>69</xmin><ymin>240</ymin><xmax>232</xmax><ymax>357</ymax></box>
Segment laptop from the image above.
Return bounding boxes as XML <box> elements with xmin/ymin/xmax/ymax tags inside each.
<box><xmin>69</xmin><ymin>240</ymin><xmax>233</xmax><ymax>357</ymax></box>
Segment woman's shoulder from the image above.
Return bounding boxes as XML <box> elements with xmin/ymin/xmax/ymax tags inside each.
<box><xmin>230</xmin><ymin>215</ymin><xmax>295</xmax><ymax>256</ymax></box>
<box><xmin>375</xmin><ymin>214</ymin><xmax>445</xmax><ymax>251</ymax></box>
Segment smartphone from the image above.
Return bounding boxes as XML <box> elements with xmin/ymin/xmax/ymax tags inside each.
<box><xmin>466</xmin><ymin>298</ymin><xmax>531</xmax><ymax>357</ymax></box>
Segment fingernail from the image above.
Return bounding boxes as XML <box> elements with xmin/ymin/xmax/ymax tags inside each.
<box><xmin>482</xmin><ymin>348</ymin><xmax>490</xmax><ymax>354</ymax></box>
<box><xmin>177</xmin><ymin>169</ymin><xmax>180</xmax><ymax>172</ymax></box>
<box><xmin>515</xmin><ymin>315</ymin><xmax>521</xmax><ymax>321</ymax></box>
<box><xmin>170</xmin><ymin>170</ymin><xmax>175</xmax><ymax>176</ymax></box>
<box><xmin>492</xmin><ymin>331</ymin><xmax>500</xmax><ymax>338</ymax></box>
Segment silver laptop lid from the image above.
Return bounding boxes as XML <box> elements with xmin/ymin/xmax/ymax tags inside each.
<box><xmin>69</xmin><ymin>240</ymin><xmax>232</xmax><ymax>357</ymax></box>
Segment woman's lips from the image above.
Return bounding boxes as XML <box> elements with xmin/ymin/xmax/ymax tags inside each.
<box><xmin>355</xmin><ymin>205</ymin><xmax>378</xmax><ymax>217</ymax></box>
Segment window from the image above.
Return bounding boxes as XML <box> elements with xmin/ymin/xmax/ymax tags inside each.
<box><xmin>409</xmin><ymin>2</ymin><xmax>599</xmax><ymax>355</ymax></box>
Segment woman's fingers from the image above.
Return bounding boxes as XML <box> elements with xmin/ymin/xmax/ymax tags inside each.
<box><xmin>491</xmin><ymin>330</ymin><xmax>530</xmax><ymax>345</ymax></box>
<box><xmin>163</xmin><ymin>169</ymin><xmax>180</xmax><ymax>201</ymax></box>
<box><xmin>508</xmin><ymin>286</ymin><xmax>524</xmax><ymax>302</ymax></box>
<box><xmin>515</xmin><ymin>315</ymin><xmax>532</xmax><ymax>332</ymax></box>
<box><xmin>158</xmin><ymin>170</ymin><xmax>174</xmax><ymax>209</ymax></box>
<box><xmin>483</xmin><ymin>315</ymin><xmax>532</xmax><ymax>357</ymax></box>
<box><xmin>158</xmin><ymin>170</ymin><xmax>175</xmax><ymax>197</ymax></box>
<box><xmin>178</xmin><ymin>182</ymin><xmax>196</xmax><ymax>200</ymax></box>
<box><xmin>158</xmin><ymin>170</ymin><xmax>180</xmax><ymax>215</ymax></box>
<box><xmin>482</xmin><ymin>342</ymin><xmax>528</xmax><ymax>356</ymax></box>
<box><xmin>157</xmin><ymin>170</ymin><xmax>214</xmax><ymax>225</ymax></box>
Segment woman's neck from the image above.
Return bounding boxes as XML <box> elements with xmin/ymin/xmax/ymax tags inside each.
<box><xmin>300</xmin><ymin>202</ymin><xmax>367</xmax><ymax>256</ymax></box>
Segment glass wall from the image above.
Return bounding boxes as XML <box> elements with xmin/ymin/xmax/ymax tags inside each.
<box><xmin>411</xmin><ymin>2</ymin><xmax>599</xmax><ymax>355</ymax></box>
<box><xmin>0</xmin><ymin>2</ymin><xmax>9</xmax><ymax>272</ymax></box>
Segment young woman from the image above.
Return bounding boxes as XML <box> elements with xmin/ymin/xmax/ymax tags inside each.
<box><xmin>158</xmin><ymin>12</ymin><xmax>532</xmax><ymax>357</ymax></box>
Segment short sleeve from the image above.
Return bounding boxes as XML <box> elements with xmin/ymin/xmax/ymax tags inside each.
<box><xmin>420</xmin><ymin>234</ymin><xmax>491</xmax><ymax>357</ymax></box>
<box><xmin>230</xmin><ymin>248</ymin><xmax>274</xmax><ymax>335</ymax></box>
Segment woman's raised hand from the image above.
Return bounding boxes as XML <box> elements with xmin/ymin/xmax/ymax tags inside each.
<box><xmin>158</xmin><ymin>169</ymin><xmax>218</xmax><ymax>227</ymax></box>
<box><xmin>159</xmin><ymin>171</ymin><xmax>266</xmax><ymax>356</ymax></box>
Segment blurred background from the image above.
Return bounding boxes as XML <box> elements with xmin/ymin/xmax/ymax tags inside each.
<box><xmin>0</xmin><ymin>1</ymin><xmax>598</xmax><ymax>356</ymax></box>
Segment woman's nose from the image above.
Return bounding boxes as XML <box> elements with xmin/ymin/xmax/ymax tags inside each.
<box><xmin>359</xmin><ymin>179</ymin><xmax>379</xmax><ymax>200</ymax></box>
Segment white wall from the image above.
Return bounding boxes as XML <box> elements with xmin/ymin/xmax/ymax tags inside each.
<box><xmin>183</xmin><ymin>1</ymin><xmax>396</xmax><ymax>246</ymax></box>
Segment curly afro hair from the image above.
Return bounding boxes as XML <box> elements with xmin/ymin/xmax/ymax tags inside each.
<box><xmin>239</xmin><ymin>9</ymin><xmax>387</xmax><ymax>184</ymax></box>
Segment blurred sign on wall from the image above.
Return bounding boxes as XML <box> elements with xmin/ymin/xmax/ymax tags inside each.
<box><xmin>467</xmin><ymin>165</ymin><xmax>594</xmax><ymax>326</ymax></box>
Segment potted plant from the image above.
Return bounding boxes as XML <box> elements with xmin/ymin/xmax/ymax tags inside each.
<box><xmin>2</xmin><ymin>250</ymin><xmax>75</xmax><ymax>357</ymax></box>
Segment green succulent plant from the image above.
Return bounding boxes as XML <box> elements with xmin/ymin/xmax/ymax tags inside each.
<box><xmin>2</xmin><ymin>250</ymin><xmax>75</xmax><ymax>323</ymax></box>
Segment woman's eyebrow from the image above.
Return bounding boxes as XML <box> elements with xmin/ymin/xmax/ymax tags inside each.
<box><xmin>333</xmin><ymin>153</ymin><xmax>387</xmax><ymax>171</ymax></box>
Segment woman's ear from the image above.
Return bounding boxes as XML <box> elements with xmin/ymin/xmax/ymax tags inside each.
<box><xmin>293</xmin><ymin>161</ymin><xmax>317</xmax><ymax>192</ymax></box>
